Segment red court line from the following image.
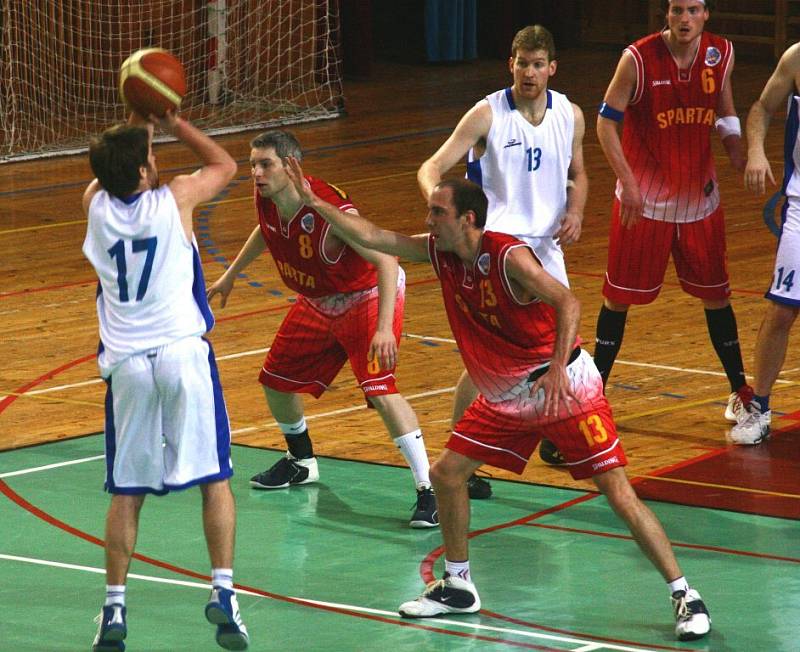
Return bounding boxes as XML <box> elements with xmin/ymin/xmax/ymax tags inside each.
<box><xmin>418</xmin><ymin>492</ymin><xmax>601</xmax><ymax>581</ymax></box>
<box><xmin>0</xmin><ymin>479</ymin><xmax>563</xmax><ymax>651</ymax></box>
<box><xmin>632</xmin><ymin>425</ymin><xmax>800</xmax><ymax>519</ymax></box>
<box><xmin>478</xmin><ymin>608</ymin><xmax>693</xmax><ymax>652</ymax></box>
<box><xmin>0</xmin><ymin>354</ymin><xmax>97</xmax><ymax>414</ymax></box>
<box><xmin>523</xmin><ymin>522</ymin><xmax>800</xmax><ymax>564</ymax></box>
<box><xmin>0</xmin><ymin>269</ymin><xmax>762</xmax><ymax>300</ymax></box>
<box><xmin>0</xmin><ymin>279</ymin><xmax>96</xmax><ymax>299</ymax></box>
<box><xmin>415</xmin><ymin>491</ymin><xmax>694</xmax><ymax>652</ymax></box>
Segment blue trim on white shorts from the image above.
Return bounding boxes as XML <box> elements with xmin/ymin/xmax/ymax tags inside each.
<box><xmin>205</xmin><ymin>338</ymin><xmax>234</xmax><ymax>479</ymax></box>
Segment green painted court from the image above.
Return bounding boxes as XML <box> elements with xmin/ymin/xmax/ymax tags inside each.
<box><xmin>1</xmin><ymin>436</ymin><xmax>798</xmax><ymax>651</ymax></box>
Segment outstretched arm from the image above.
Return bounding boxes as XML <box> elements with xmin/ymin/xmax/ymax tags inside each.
<box><xmin>206</xmin><ymin>225</ymin><xmax>266</xmax><ymax>308</ymax></box>
<box><xmin>284</xmin><ymin>156</ymin><xmax>430</xmax><ymax>262</ymax></box>
<box><xmin>417</xmin><ymin>102</ymin><xmax>492</xmax><ymax>200</ymax></box>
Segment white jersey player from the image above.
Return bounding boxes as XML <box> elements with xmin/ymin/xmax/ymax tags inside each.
<box><xmin>82</xmin><ymin>111</ymin><xmax>249</xmax><ymax>651</ymax></box>
<box><xmin>466</xmin><ymin>86</ymin><xmax>576</xmax><ymax>286</ymax></box>
<box><xmin>732</xmin><ymin>42</ymin><xmax>800</xmax><ymax>445</ymax></box>
<box><xmin>417</xmin><ymin>24</ymin><xmax>587</xmax><ymax>470</ymax></box>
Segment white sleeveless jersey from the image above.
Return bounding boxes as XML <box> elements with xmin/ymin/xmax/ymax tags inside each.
<box><xmin>467</xmin><ymin>88</ymin><xmax>574</xmax><ymax>237</ymax></box>
<box><xmin>783</xmin><ymin>94</ymin><xmax>800</xmax><ymax>199</ymax></box>
<box><xmin>83</xmin><ymin>185</ymin><xmax>213</xmax><ymax>376</ymax></box>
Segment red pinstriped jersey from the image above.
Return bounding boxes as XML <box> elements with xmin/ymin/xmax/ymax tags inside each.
<box><xmin>256</xmin><ymin>176</ymin><xmax>378</xmax><ymax>297</ymax></box>
<box><xmin>429</xmin><ymin>231</ymin><xmax>577</xmax><ymax>402</ymax></box>
<box><xmin>620</xmin><ymin>31</ymin><xmax>732</xmax><ymax>222</ymax></box>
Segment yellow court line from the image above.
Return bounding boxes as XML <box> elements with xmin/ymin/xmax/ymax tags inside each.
<box><xmin>636</xmin><ymin>473</ymin><xmax>800</xmax><ymax>500</ymax></box>
<box><xmin>0</xmin><ymin>390</ymin><xmax>102</xmax><ymax>409</ymax></box>
<box><xmin>0</xmin><ymin>171</ymin><xmax>419</xmax><ymax>236</ymax></box>
<box><xmin>0</xmin><ymin>219</ymin><xmax>87</xmax><ymax>235</ymax></box>
<box><xmin>616</xmin><ymin>394</ymin><xmax>733</xmax><ymax>424</ymax></box>
<box><xmin>206</xmin><ymin>171</ymin><xmax>418</xmax><ymax>208</ymax></box>
<box><xmin>617</xmin><ymin>381</ymin><xmax>799</xmax><ymax>424</ymax></box>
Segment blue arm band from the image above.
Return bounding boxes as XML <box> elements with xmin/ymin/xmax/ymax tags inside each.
<box><xmin>598</xmin><ymin>102</ymin><xmax>625</xmax><ymax>122</ymax></box>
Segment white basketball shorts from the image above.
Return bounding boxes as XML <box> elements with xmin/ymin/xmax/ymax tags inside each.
<box><xmin>516</xmin><ymin>234</ymin><xmax>569</xmax><ymax>288</ymax></box>
<box><xmin>103</xmin><ymin>336</ymin><xmax>233</xmax><ymax>494</ymax></box>
<box><xmin>767</xmin><ymin>197</ymin><xmax>800</xmax><ymax>306</ymax></box>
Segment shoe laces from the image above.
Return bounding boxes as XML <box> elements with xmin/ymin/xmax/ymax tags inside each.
<box><xmin>421</xmin><ymin>578</ymin><xmax>447</xmax><ymax>597</ymax></box>
<box><xmin>413</xmin><ymin>487</ymin><xmax>435</xmax><ymax>510</ymax></box>
<box><xmin>672</xmin><ymin>592</ymin><xmax>690</xmax><ymax>620</ymax></box>
<box><xmin>743</xmin><ymin>401</ymin><xmax>766</xmax><ymax>421</ymax></box>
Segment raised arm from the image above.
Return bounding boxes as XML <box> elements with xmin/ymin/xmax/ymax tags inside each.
<box><xmin>285</xmin><ymin>156</ymin><xmax>430</xmax><ymax>263</ymax></box>
<box><xmin>505</xmin><ymin>246</ymin><xmax>580</xmax><ymax>415</ymax></box>
<box><xmin>745</xmin><ymin>42</ymin><xmax>800</xmax><ymax>194</ymax></box>
<box><xmin>417</xmin><ymin>102</ymin><xmax>492</xmax><ymax>200</ymax></box>
<box><xmin>596</xmin><ymin>51</ymin><xmax>641</xmax><ymax>227</ymax></box>
<box><xmin>159</xmin><ymin>112</ymin><xmax>238</xmax><ymax>237</ymax></box>
<box><xmin>555</xmin><ymin>103</ymin><xmax>588</xmax><ymax>245</ymax></box>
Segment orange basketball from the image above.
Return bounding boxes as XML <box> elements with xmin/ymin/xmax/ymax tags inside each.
<box><xmin>119</xmin><ymin>48</ymin><xmax>186</xmax><ymax>117</ymax></box>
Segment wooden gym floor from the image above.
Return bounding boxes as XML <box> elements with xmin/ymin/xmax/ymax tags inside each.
<box><xmin>1</xmin><ymin>46</ymin><xmax>799</xmax><ymax>650</ymax></box>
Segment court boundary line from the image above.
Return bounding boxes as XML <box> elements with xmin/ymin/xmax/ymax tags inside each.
<box><xmin>0</xmin><ymin>546</ymin><xmax>667</xmax><ymax>650</ymax></box>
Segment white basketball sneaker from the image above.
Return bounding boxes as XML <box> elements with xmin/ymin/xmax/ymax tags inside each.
<box><xmin>399</xmin><ymin>575</ymin><xmax>481</xmax><ymax>618</ymax></box>
<box><xmin>729</xmin><ymin>406</ymin><xmax>772</xmax><ymax>445</ymax></box>
<box><xmin>671</xmin><ymin>588</ymin><xmax>711</xmax><ymax>641</ymax></box>
<box><xmin>724</xmin><ymin>385</ymin><xmax>753</xmax><ymax>422</ymax></box>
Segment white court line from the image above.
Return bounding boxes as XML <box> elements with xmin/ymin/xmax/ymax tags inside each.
<box><xmin>4</xmin><ymin>333</ymin><xmax>791</xmax><ymax>402</ymax></box>
<box><xmin>0</xmin><ymin>455</ymin><xmax>105</xmax><ymax>479</ymax></box>
<box><xmin>0</xmin><ymin>387</ymin><xmax>457</xmax><ymax>476</ymax></box>
<box><xmin>9</xmin><ymin>347</ymin><xmax>271</xmax><ymax>399</ymax></box>
<box><xmin>403</xmin><ymin>333</ymin><xmax>794</xmax><ymax>384</ymax></box>
<box><xmin>0</xmin><ymin>553</ymin><xmax>657</xmax><ymax>651</ymax></box>
<box><xmin>230</xmin><ymin>385</ymin><xmax>455</xmax><ymax>435</ymax></box>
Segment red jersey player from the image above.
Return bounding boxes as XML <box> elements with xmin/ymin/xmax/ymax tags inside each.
<box><xmin>284</xmin><ymin>155</ymin><xmax>711</xmax><ymax>641</ymax></box>
<box><xmin>593</xmin><ymin>0</ymin><xmax>752</xmax><ymax>424</ymax></box>
<box><xmin>207</xmin><ymin>130</ymin><xmax>437</xmax><ymax>528</ymax></box>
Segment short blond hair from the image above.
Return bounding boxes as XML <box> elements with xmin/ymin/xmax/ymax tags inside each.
<box><xmin>511</xmin><ymin>25</ymin><xmax>556</xmax><ymax>61</ymax></box>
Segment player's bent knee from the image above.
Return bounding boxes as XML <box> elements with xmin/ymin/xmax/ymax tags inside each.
<box><xmin>430</xmin><ymin>453</ymin><xmax>477</xmax><ymax>490</ymax></box>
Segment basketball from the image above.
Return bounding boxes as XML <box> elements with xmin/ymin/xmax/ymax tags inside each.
<box><xmin>119</xmin><ymin>48</ymin><xmax>186</xmax><ymax>117</ymax></box>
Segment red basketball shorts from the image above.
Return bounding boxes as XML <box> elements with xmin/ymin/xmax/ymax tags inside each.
<box><xmin>260</xmin><ymin>288</ymin><xmax>404</xmax><ymax>399</ymax></box>
<box><xmin>603</xmin><ymin>199</ymin><xmax>731</xmax><ymax>304</ymax></box>
<box><xmin>449</xmin><ymin>350</ymin><xmax>627</xmax><ymax>479</ymax></box>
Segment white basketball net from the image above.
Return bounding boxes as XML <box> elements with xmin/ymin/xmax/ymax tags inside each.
<box><xmin>0</xmin><ymin>0</ymin><xmax>344</xmax><ymax>161</ymax></box>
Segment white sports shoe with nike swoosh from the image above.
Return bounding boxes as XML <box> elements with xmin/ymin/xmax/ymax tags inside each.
<box><xmin>399</xmin><ymin>575</ymin><xmax>481</xmax><ymax>617</ymax></box>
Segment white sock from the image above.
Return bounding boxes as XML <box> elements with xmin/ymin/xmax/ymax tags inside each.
<box><xmin>212</xmin><ymin>568</ymin><xmax>234</xmax><ymax>590</ymax></box>
<box><xmin>394</xmin><ymin>430</ymin><xmax>431</xmax><ymax>489</ymax></box>
<box><xmin>105</xmin><ymin>584</ymin><xmax>126</xmax><ymax>607</ymax></box>
<box><xmin>444</xmin><ymin>559</ymin><xmax>471</xmax><ymax>583</ymax></box>
<box><xmin>278</xmin><ymin>418</ymin><xmax>307</xmax><ymax>436</ymax></box>
<box><xmin>668</xmin><ymin>576</ymin><xmax>689</xmax><ymax>595</ymax></box>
